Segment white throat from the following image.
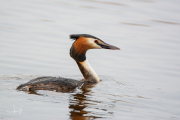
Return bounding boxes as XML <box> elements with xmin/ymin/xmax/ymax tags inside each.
<box><xmin>76</xmin><ymin>60</ymin><xmax>100</xmax><ymax>83</ymax></box>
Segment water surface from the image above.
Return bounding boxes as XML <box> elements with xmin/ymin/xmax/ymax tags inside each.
<box><xmin>0</xmin><ymin>0</ymin><xmax>180</xmax><ymax>119</ymax></box>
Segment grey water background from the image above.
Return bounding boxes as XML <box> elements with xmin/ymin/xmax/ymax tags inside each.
<box><xmin>0</xmin><ymin>0</ymin><xmax>180</xmax><ymax>120</ymax></box>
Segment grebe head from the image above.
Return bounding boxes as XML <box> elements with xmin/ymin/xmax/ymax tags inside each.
<box><xmin>70</xmin><ymin>34</ymin><xmax>120</xmax><ymax>62</ymax></box>
<box><xmin>69</xmin><ymin>34</ymin><xmax>120</xmax><ymax>83</ymax></box>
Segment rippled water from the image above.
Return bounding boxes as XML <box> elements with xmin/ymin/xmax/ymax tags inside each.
<box><xmin>0</xmin><ymin>0</ymin><xmax>180</xmax><ymax>120</ymax></box>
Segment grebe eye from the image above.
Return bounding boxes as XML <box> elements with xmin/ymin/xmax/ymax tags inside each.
<box><xmin>94</xmin><ymin>40</ymin><xmax>98</xmax><ymax>43</ymax></box>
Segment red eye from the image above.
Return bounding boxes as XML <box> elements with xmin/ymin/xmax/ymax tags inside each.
<box><xmin>94</xmin><ymin>40</ymin><xmax>98</xmax><ymax>43</ymax></box>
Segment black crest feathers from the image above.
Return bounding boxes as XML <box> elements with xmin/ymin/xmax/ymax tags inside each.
<box><xmin>69</xmin><ymin>34</ymin><xmax>100</xmax><ymax>40</ymax></box>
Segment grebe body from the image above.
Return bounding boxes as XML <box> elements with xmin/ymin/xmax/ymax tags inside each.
<box><xmin>17</xmin><ymin>34</ymin><xmax>120</xmax><ymax>91</ymax></box>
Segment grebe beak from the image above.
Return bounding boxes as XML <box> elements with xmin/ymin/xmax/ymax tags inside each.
<box><xmin>97</xmin><ymin>42</ymin><xmax>120</xmax><ymax>50</ymax></box>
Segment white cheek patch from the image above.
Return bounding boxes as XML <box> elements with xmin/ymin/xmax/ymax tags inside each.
<box><xmin>87</xmin><ymin>38</ymin><xmax>102</xmax><ymax>49</ymax></box>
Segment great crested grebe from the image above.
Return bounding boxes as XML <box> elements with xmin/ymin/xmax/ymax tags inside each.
<box><xmin>17</xmin><ymin>34</ymin><xmax>120</xmax><ymax>91</ymax></box>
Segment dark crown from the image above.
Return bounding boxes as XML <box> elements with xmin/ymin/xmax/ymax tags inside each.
<box><xmin>70</xmin><ymin>34</ymin><xmax>100</xmax><ymax>40</ymax></box>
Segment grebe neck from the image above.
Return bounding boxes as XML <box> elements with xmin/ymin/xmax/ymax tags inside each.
<box><xmin>76</xmin><ymin>60</ymin><xmax>100</xmax><ymax>83</ymax></box>
<box><xmin>70</xmin><ymin>42</ymin><xmax>100</xmax><ymax>83</ymax></box>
